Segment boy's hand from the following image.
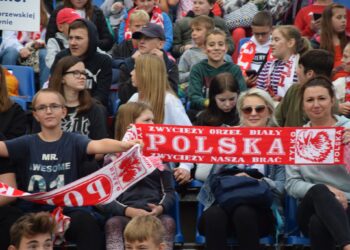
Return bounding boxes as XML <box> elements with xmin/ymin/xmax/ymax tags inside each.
<box><xmin>245</xmin><ymin>75</ymin><xmax>257</xmax><ymax>88</ymax></box>
<box><xmin>119</xmin><ymin>139</ymin><xmax>143</xmax><ymax>152</ymax></box>
<box><xmin>183</xmin><ymin>44</ymin><xmax>193</xmax><ymax>52</ymax></box>
<box><xmin>132</xmin><ymin>50</ymin><xmax>141</xmax><ymax>60</ymax></box>
<box><xmin>173</xmin><ymin>168</ymin><xmax>191</xmax><ymax>185</ymax></box>
<box><xmin>19</xmin><ymin>48</ymin><xmax>31</xmax><ymax>58</ymax></box>
<box><xmin>339</xmin><ymin>102</ymin><xmax>350</xmax><ymax>115</ymax></box>
<box><xmin>148</xmin><ymin>203</ymin><xmax>164</xmax><ymax>216</ymax></box>
<box><xmin>150</xmin><ymin>48</ymin><xmax>164</xmax><ymax>59</ymax></box>
<box><xmin>125</xmin><ymin>207</ymin><xmax>150</xmax><ymax>218</ymax></box>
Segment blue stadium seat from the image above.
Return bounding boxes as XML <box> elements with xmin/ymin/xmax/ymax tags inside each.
<box><xmin>169</xmin><ymin>192</ymin><xmax>185</xmax><ymax>244</ymax></box>
<box><xmin>93</xmin><ymin>0</ymin><xmax>104</xmax><ymax>7</ymax></box>
<box><xmin>4</xmin><ymin>65</ymin><xmax>36</xmax><ymax>111</ymax></box>
<box><xmin>284</xmin><ymin>195</ymin><xmax>310</xmax><ymax>246</ymax></box>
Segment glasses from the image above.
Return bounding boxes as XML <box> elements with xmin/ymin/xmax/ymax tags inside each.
<box><xmin>64</xmin><ymin>70</ymin><xmax>88</xmax><ymax>79</ymax></box>
<box><xmin>34</xmin><ymin>104</ymin><xmax>64</xmax><ymax>113</ymax></box>
<box><xmin>241</xmin><ymin>105</ymin><xmax>267</xmax><ymax>115</ymax></box>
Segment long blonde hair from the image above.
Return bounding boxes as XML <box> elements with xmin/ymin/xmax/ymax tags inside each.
<box><xmin>135</xmin><ymin>54</ymin><xmax>175</xmax><ymax>124</ymax></box>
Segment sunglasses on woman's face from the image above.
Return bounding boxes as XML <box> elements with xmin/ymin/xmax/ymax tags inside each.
<box><xmin>241</xmin><ymin>105</ymin><xmax>267</xmax><ymax>115</ymax></box>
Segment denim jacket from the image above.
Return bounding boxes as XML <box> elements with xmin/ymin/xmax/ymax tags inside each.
<box><xmin>197</xmin><ymin>164</ymin><xmax>285</xmax><ymax>211</ymax></box>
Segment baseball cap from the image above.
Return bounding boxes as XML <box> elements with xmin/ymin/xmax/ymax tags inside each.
<box><xmin>132</xmin><ymin>23</ymin><xmax>165</xmax><ymax>41</ymax></box>
<box><xmin>56</xmin><ymin>8</ymin><xmax>81</xmax><ymax>26</ymax></box>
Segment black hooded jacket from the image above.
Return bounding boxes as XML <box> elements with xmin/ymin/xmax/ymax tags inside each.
<box><xmin>45</xmin><ymin>5</ymin><xmax>113</xmax><ymax>51</ymax></box>
<box><xmin>52</xmin><ymin>19</ymin><xmax>112</xmax><ymax>107</ymax></box>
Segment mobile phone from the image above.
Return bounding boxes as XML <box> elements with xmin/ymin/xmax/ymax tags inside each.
<box><xmin>246</xmin><ymin>69</ymin><xmax>257</xmax><ymax>77</ymax></box>
<box><xmin>313</xmin><ymin>13</ymin><xmax>322</xmax><ymax>21</ymax></box>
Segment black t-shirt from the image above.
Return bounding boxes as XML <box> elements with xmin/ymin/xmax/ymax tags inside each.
<box><xmin>5</xmin><ymin>132</ymin><xmax>90</xmax><ymax>193</ymax></box>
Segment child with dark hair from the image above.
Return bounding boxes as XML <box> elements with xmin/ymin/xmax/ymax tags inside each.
<box><xmin>194</xmin><ymin>72</ymin><xmax>240</xmax><ymax>181</ymax></box>
<box><xmin>188</xmin><ymin>28</ymin><xmax>246</xmax><ymax>111</ymax></box>
<box><xmin>237</xmin><ymin>11</ymin><xmax>274</xmax><ymax>88</ymax></box>
<box><xmin>8</xmin><ymin>212</ymin><xmax>56</xmax><ymax>250</ymax></box>
<box><xmin>311</xmin><ymin>3</ymin><xmax>349</xmax><ymax>81</ymax></box>
<box><xmin>275</xmin><ymin>49</ymin><xmax>334</xmax><ymax>126</ymax></box>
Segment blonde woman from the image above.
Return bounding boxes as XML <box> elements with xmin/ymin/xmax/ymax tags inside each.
<box><xmin>129</xmin><ymin>54</ymin><xmax>193</xmax><ymax>184</ymax></box>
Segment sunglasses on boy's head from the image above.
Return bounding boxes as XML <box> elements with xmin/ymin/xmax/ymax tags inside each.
<box><xmin>241</xmin><ymin>105</ymin><xmax>267</xmax><ymax>115</ymax></box>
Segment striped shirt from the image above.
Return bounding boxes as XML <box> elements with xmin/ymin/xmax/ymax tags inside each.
<box><xmin>256</xmin><ymin>59</ymin><xmax>298</xmax><ymax>97</ymax></box>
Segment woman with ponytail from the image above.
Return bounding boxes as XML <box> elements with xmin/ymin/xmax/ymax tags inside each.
<box><xmin>256</xmin><ymin>25</ymin><xmax>311</xmax><ymax>102</ymax></box>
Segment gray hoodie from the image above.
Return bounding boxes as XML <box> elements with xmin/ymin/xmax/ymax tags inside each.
<box><xmin>285</xmin><ymin>115</ymin><xmax>350</xmax><ymax>201</ymax></box>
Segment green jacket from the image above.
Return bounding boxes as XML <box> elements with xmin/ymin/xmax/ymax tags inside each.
<box><xmin>188</xmin><ymin>60</ymin><xmax>246</xmax><ymax>110</ymax></box>
<box><xmin>172</xmin><ymin>11</ymin><xmax>234</xmax><ymax>58</ymax></box>
<box><xmin>275</xmin><ymin>84</ymin><xmax>307</xmax><ymax>127</ymax></box>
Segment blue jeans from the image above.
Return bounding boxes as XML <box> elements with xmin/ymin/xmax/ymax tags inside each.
<box><xmin>0</xmin><ymin>47</ymin><xmax>19</xmax><ymax>65</ymax></box>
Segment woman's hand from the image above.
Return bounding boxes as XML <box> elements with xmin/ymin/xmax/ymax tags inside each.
<box><xmin>338</xmin><ymin>103</ymin><xmax>350</xmax><ymax>116</ymax></box>
<box><xmin>148</xmin><ymin>203</ymin><xmax>164</xmax><ymax>216</ymax></box>
<box><xmin>235</xmin><ymin>172</ymin><xmax>252</xmax><ymax>178</ymax></box>
<box><xmin>120</xmin><ymin>139</ymin><xmax>144</xmax><ymax>151</ymax></box>
<box><xmin>125</xmin><ymin>207</ymin><xmax>150</xmax><ymax>218</ymax></box>
<box><xmin>342</xmin><ymin>128</ymin><xmax>350</xmax><ymax>144</ymax></box>
<box><xmin>326</xmin><ymin>185</ymin><xmax>348</xmax><ymax>210</ymax></box>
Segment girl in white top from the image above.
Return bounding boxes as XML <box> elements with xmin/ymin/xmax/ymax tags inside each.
<box><xmin>128</xmin><ymin>54</ymin><xmax>193</xmax><ymax>184</ymax></box>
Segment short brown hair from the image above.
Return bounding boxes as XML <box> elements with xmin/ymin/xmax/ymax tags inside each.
<box><xmin>32</xmin><ymin>89</ymin><xmax>66</xmax><ymax>109</ymax></box>
<box><xmin>124</xmin><ymin>215</ymin><xmax>165</xmax><ymax>245</ymax></box>
<box><xmin>190</xmin><ymin>15</ymin><xmax>215</xmax><ymax>32</ymax></box>
<box><xmin>205</xmin><ymin>28</ymin><xmax>227</xmax><ymax>45</ymax></box>
<box><xmin>252</xmin><ymin>11</ymin><xmax>273</xmax><ymax>27</ymax></box>
<box><xmin>10</xmin><ymin>212</ymin><xmax>56</xmax><ymax>248</ymax></box>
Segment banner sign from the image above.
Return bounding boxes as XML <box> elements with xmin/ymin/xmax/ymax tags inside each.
<box><xmin>0</xmin><ymin>0</ymin><xmax>40</xmax><ymax>32</ymax></box>
<box><xmin>135</xmin><ymin>124</ymin><xmax>344</xmax><ymax>165</ymax></box>
<box><xmin>0</xmin><ymin>145</ymin><xmax>163</xmax><ymax>206</ymax></box>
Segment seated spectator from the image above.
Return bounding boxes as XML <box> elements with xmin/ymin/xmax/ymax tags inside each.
<box><xmin>333</xmin><ymin>42</ymin><xmax>350</xmax><ymax>116</ymax></box>
<box><xmin>118</xmin><ymin>0</ymin><xmax>173</xmax><ymax>51</ymax></box>
<box><xmin>294</xmin><ymin>0</ymin><xmax>350</xmax><ymax>39</ymax></box>
<box><xmin>111</xmin><ymin>9</ymin><xmax>150</xmax><ymax>59</ymax></box>
<box><xmin>48</xmin><ymin>56</ymin><xmax>108</xmax><ymax>175</ymax></box>
<box><xmin>100</xmin><ymin>0</ymin><xmax>134</xmax><ymax>41</ymax></box>
<box><xmin>102</xmin><ymin>102</ymin><xmax>175</xmax><ymax>250</ymax></box>
<box><xmin>237</xmin><ymin>11</ymin><xmax>274</xmax><ymax>88</ymax></box>
<box><xmin>311</xmin><ymin>3</ymin><xmax>349</xmax><ymax>81</ymax></box>
<box><xmin>188</xmin><ymin>28</ymin><xmax>246</xmax><ymax>111</ymax></box>
<box><xmin>194</xmin><ymin>72</ymin><xmax>240</xmax><ymax>181</ymax></box>
<box><xmin>256</xmin><ymin>25</ymin><xmax>310</xmax><ymax>102</ymax></box>
<box><xmin>124</xmin><ymin>215</ymin><xmax>167</xmax><ymax>250</ymax></box>
<box><xmin>275</xmin><ymin>49</ymin><xmax>334</xmax><ymax>127</ymax></box>
<box><xmin>45</xmin><ymin>8</ymin><xmax>81</xmax><ymax>68</ymax></box>
<box><xmin>116</xmin><ymin>23</ymin><xmax>179</xmax><ymax>104</ymax></box>
<box><xmin>197</xmin><ymin>88</ymin><xmax>285</xmax><ymax>250</ymax></box>
<box><xmin>178</xmin><ymin>15</ymin><xmax>232</xmax><ymax>85</ymax></box>
<box><xmin>2</xmin><ymin>0</ymin><xmax>50</xmax><ymax>88</ymax></box>
<box><xmin>8</xmin><ymin>212</ymin><xmax>56</xmax><ymax>250</ymax></box>
<box><xmin>172</xmin><ymin>0</ymin><xmax>234</xmax><ymax>58</ymax></box>
<box><xmin>0</xmin><ymin>89</ymin><xmax>140</xmax><ymax>250</ymax></box>
<box><xmin>0</xmin><ymin>64</ymin><xmax>27</xmax><ymax>249</ymax></box>
<box><xmin>285</xmin><ymin>76</ymin><xmax>350</xmax><ymax>250</ymax></box>
<box><xmin>52</xmin><ymin>19</ymin><xmax>112</xmax><ymax>107</ymax></box>
<box><xmin>128</xmin><ymin>54</ymin><xmax>193</xmax><ymax>184</ymax></box>
<box><xmin>46</xmin><ymin>0</ymin><xmax>114</xmax><ymax>52</ymax></box>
